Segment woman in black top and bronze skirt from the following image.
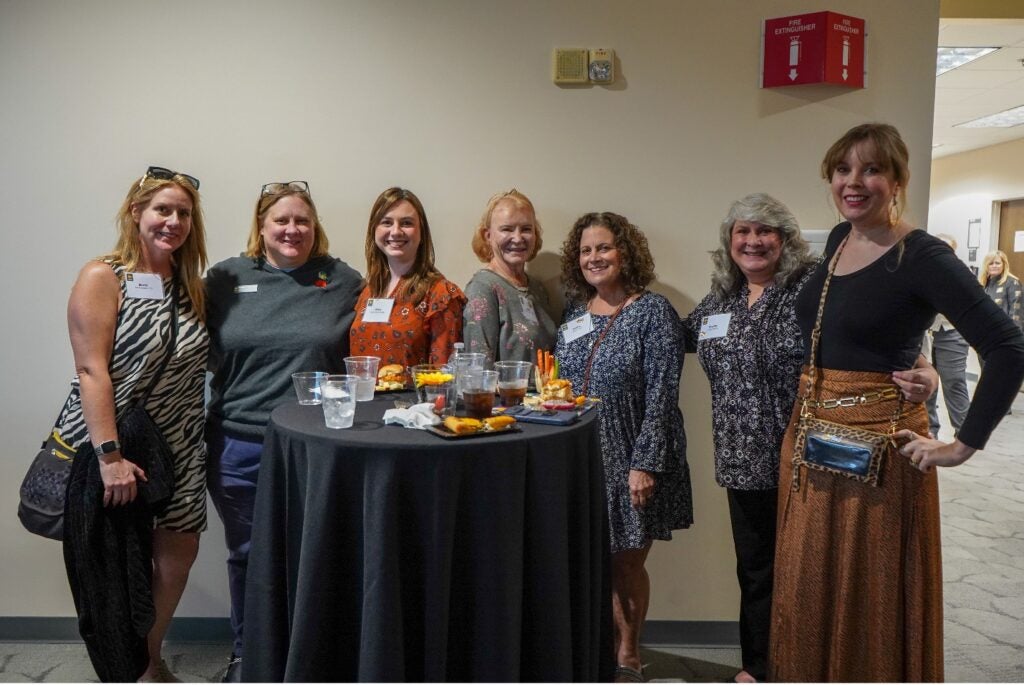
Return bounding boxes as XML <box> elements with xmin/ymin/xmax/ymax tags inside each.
<box><xmin>683</xmin><ymin>193</ymin><xmax>936</xmax><ymax>683</ymax></box>
<box><xmin>770</xmin><ymin>123</ymin><xmax>1024</xmax><ymax>682</ymax></box>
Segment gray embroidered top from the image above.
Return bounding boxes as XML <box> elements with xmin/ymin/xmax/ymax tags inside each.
<box><xmin>462</xmin><ymin>268</ymin><xmax>557</xmax><ymax>364</ymax></box>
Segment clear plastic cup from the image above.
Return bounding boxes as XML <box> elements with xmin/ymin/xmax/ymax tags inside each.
<box><xmin>343</xmin><ymin>356</ymin><xmax>381</xmax><ymax>402</ymax></box>
<box><xmin>322</xmin><ymin>375</ymin><xmax>358</xmax><ymax>429</ymax></box>
<box><xmin>292</xmin><ymin>371</ymin><xmax>328</xmax><ymax>405</ymax></box>
<box><xmin>451</xmin><ymin>352</ymin><xmax>487</xmax><ymax>399</ymax></box>
<box><xmin>462</xmin><ymin>369</ymin><xmax>498</xmax><ymax>419</ymax></box>
<box><xmin>494</xmin><ymin>361</ymin><xmax>532</xmax><ymax>407</ymax></box>
<box><xmin>410</xmin><ymin>364</ymin><xmax>455</xmax><ymax>406</ymax></box>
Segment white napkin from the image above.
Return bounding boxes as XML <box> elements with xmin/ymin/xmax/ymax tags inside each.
<box><xmin>382</xmin><ymin>403</ymin><xmax>442</xmax><ymax>429</ymax></box>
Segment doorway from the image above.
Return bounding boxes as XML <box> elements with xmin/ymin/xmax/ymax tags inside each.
<box><xmin>997</xmin><ymin>198</ymin><xmax>1024</xmax><ymax>279</ymax></box>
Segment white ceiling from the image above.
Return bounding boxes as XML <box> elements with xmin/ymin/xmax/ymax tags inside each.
<box><xmin>933</xmin><ymin>18</ymin><xmax>1024</xmax><ymax>158</ymax></box>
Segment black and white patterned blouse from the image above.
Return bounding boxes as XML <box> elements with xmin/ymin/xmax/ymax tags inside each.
<box><xmin>682</xmin><ymin>268</ymin><xmax>813</xmax><ymax>490</ymax></box>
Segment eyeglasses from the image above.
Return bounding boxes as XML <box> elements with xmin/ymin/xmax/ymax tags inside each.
<box><xmin>261</xmin><ymin>181</ymin><xmax>310</xmax><ymax>197</ymax></box>
<box><xmin>141</xmin><ymin>166</ymin><xmax>200</xmax><ymax>190</ymax></box>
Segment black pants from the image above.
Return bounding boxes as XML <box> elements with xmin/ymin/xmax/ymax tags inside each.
<box><xmin>727</xmin><ymin>487</ymin><xmax>778</xmax><ymax>681</ymax></box>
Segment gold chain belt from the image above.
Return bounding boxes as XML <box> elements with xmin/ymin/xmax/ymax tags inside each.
<box><xmin>802</xmin><ymin>386</ymin><xmax>900</xmax><ymax>410</ymax></box>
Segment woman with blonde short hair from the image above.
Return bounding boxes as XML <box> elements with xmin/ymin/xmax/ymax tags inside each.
<box><xmin>463</xmin><ymin>189</ymin><xmax>557</xmax><ymax>364</ymax></box>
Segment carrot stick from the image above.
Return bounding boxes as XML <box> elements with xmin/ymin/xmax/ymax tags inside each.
<box><xmin>537</xmin><ymin>348</ymin><xmax>544</xmax><ymax>374</ymax></box>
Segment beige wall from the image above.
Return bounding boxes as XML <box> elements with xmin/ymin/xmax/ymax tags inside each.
<box><xmin>930</xmin><ymin>137</ymin><xmax>1024</xmax><ymax>260</ymax></box>
<box><xmin>0</xmin><ymin>0</ymin><xmax>940</xmax><ymax>621</ymax></box>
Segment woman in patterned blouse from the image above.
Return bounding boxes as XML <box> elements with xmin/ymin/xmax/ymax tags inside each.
<box><xmin>350</xmin><ymin>187</ymin><xmax>466</xmax><ymax>368</ymax></box>
<box><xmin>682</xmin><ymin>194</ymin><xmax>936</xmax><ymax>683</ymax></box>
<box><xmin>463</xmin><ymin>189</ymin><xmax>557</xmax><ymax>365</ymax></box>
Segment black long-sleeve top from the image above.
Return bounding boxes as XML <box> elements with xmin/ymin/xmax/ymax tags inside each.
<box><xmin>796</xmin><ymin>223</ymin><xmax>1024</xmax><ymax>449</ymax></box>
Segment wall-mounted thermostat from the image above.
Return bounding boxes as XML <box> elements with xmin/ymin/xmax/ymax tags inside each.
<box><xmin>589</xmin><ymin>48</ymin><xmax>614</xmax><ymax>83</ymax></box>
<box><xmin>553</xmin><ymin>48</ymin><xmax>589</xmax><ymax>84</ymax></box>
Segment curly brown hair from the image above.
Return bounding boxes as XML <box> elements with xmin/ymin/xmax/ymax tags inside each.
<box><xmin>559</xmin><ymin>212</ymin><xmax>655</xmax><ymax>304</ymax></box>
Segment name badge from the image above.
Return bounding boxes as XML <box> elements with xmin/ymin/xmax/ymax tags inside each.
<box><xmin>363</xmin><ymin>298</ymin><xmax>394</xmax><ymax>323</ymax></box>
<box><xmin>698</xmin><ymin>313</ymin><xmax>731</xmax><ymax>340</ymax></box>
<box><xmin>234</xmin><ymin>284</ymin><xmax>258</xmax><ymax>294</ymax></box>
<box><xmin>561</xmin><ymin>312</ymin><xmax>594</xmax><ymax>344</ymax></box>
<box><xmin>519</xmin><ymin>294</ymin><xmax>539</xmax><ymax>326</ymax></box>
<box><xmin>125</xmin><ymin>272</ymin><xmax>163</xmax><ymax>300</ymax></box>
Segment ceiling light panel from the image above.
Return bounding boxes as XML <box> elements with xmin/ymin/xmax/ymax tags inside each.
<box><xmin>956</xmin><ymin>104</ymin><xmax>1024</xmax><ymax>128</ymax></box>
<box><xmin>936</xmin><ymin>47</ymin><xmax>998</xmax><ymax>75</ymax></box>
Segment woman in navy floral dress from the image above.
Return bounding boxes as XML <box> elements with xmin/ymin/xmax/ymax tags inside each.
<box><xmin>555</xmin><ymin>212</ymin><xmax>691</xmax><ymax>683</ymax></box>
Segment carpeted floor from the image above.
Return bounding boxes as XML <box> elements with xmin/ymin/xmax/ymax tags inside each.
<box><xmin>2</xmin><ymin>390</ymin><xmax>1021</xmax><ymax>683</ymax></box>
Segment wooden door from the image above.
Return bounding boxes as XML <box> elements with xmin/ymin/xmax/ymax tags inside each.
<box><xmin>998</xmin><ymin>199</ymin><xmax>1024</xmax><ymax>279</ymax></box>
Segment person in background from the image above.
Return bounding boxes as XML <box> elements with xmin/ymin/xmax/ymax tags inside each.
<box><xmin>924</xmin><ymin>234</ymin><xmax>971</xmax><ymax>438</ymax></box>
<box><xmin>556</xmin><ymin>212</ymin><xmax>692</xmax><ymax>683</ymax></box>
<box><xmin>350</xmin><ymin>187</ymin><xmax>466</xmax><ymax>367</ymax></box>
<box><xmin>463</xmin><ymin>189</ymin><xmax>557</xmax><ymax>364</ymax></box>
<box><xmin>979</xmin><ymin>249</ymin><xmax>1023</xmax><ymax>330</ymax></box>
<box><xmin>770</xmin><ymin>123</ymin><xmax>1024</xmax><ymax>682</ymax></box>
<box><xmin>62</xmin><ymin>166</ymin><xmax>209</xmax><ymax>682</ymax></box>
<box><xmin>683</xmin><ymin>193</ymin><xmax>935</xmax><ymax>683</ymax></box>
<box><xmin>205</xmin><ymin>181</ymin><xmax>363</xmax><ymax>682</ymax></box>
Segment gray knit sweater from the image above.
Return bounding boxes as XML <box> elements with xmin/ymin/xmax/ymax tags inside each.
<box><xmin>205</xmin><ymin>254</ymin><xmax>363</xmax><ymax>439</ymax></box>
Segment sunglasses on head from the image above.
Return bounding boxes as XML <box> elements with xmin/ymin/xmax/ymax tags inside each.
<box><xmin>141</xmin><ymin>166</ymin><xmax>200</xmax><ymax>190</ymax></box>
<box><xmin>261</xmin><ymin>181</ymin><xmax>310</xmax><ymax>197</ymax></box>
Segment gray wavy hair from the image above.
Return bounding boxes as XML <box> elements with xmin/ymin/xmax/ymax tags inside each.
<box><xmin>710</xmin><ymin>193</ymin><xmax>816</xmax><ymax>300</ymax></box>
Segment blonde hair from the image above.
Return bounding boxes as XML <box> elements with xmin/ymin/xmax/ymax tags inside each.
<box><xmin>105</xmin><ymin>173</ymin><xmax>207</xmax><ymax>319</ymax></box>
<box><xmin>980</xmin><ymin>250</ymin><xmax>1014</xmax><ymax>287</ymax></box>
<box><xmin>471</xmin><ymin>189</ymin><xmax>543</xmax><ymax>262</ymax></box>
<box><xmin>364</xmin><ymin>187</ymin><xmax>440</xmax><ymax>304</ymax></box>
<box><xmin>244</xmin><ymin>188</ymin><xmax>329</xmax><ymax>261</ymax></box>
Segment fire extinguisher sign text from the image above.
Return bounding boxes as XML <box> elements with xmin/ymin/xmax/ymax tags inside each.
<box><xmin>762</xmin><ymin>11</ymin><xmax>865</xmax><ymax>89</ymax></box>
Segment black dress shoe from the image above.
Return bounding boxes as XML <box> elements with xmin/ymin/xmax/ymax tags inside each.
<box><xmin>222</xmin><ymin>656</ymin><xmax>242</xmax><ymax>683</ymax></box>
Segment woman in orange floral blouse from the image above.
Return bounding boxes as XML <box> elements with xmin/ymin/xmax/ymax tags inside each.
<box><xmin>350</xmin><ymin>187</ymin><xmax>466</xmax><ymax>367</ymax></box>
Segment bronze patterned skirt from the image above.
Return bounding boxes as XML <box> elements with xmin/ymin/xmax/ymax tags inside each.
<box><xmin>769</xmin><ymin>368</ymin><xmax>943</xmax><ymax>682</ymax></box>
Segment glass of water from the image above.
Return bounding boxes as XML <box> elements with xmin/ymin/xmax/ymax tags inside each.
<box><xmin>343</xmin><ymin>356</ymin><xmax>381</xmax><ymax>402</ymax></box>
<box><xmin>322</xmin><ymin>375</ymin><xmax>358</xmax><ymax>429</ymax></box>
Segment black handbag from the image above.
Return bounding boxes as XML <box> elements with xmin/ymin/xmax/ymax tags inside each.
<box><xmin>18</xmin><ymin>428</ymin><xmax>81</xmax><ymax>540</ymax></box>
<box><xmin>18</xmin><ymin>283</ymin><xmax>180</xmax><ymax>539</ymax></box>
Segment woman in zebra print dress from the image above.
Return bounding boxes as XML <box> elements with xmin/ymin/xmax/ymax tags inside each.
<box><xmin>59</xmin><ymin>166</ymin><xmax>209</xmax><ymax>682</ymax></box>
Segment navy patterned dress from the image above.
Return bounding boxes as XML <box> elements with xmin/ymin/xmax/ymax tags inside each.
<box><xmin>556</xmin><ymin>292</ymin><xmax>692</xmax><ymax>553</ymax></box>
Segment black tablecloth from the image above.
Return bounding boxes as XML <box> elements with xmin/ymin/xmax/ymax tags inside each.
<box><xmin>243</xmin><ymin>393</ymin><xmax>613</xmax><ymax>682</ymax></box>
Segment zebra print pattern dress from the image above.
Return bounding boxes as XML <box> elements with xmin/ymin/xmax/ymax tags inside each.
<box><xmin>55</xmin><ymin>262</ymin><xmax>209</xmax><ymax>533</ymax></box>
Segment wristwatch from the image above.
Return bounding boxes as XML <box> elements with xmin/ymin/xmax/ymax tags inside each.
<box><xmin>93</xmin><ymin>440</ymin><xmax>121</xmax><ymax>458</ymax></box>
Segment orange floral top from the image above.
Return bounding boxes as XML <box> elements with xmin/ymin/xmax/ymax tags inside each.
<box><xmin>350</xmin><ymin>276</ymin><xmax>467</xmax><ymax>368</ymax></box>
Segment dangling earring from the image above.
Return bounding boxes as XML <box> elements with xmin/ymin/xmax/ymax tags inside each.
<box><xmin>888</xmin><ymin>190</ymin><xmax>899</xmax><ymax>227</ymax></box>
